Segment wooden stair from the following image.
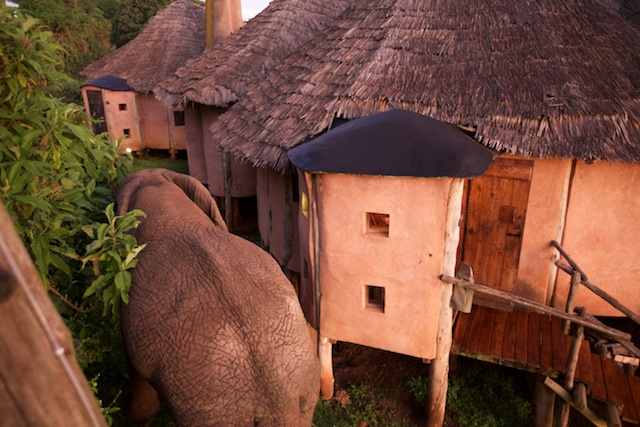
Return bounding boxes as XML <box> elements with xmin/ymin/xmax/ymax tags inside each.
<box><xmin>452</xmin><ymin>305</ymin><xmax>640</xmax><ymax>424</ymax></box>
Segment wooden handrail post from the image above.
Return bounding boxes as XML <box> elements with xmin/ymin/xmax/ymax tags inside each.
<box><xmin>558</xmin><ymin>307</ymin><xmax>587</xmax><ymax>427</ymax></box>
<box><xmin>563</xmin><ymin>271</ymin><xmax>581</xmax><ymax>335</ymax></box>
<box><xmin>555</xmin><ymin>261</ymin><xmax>640</xmax><ymax>327</ymax></box>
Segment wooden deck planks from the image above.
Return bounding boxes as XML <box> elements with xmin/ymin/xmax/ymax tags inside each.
<box><xmin>627</xmin><ymin>376</ymin><xmax>640</xmax><ymax>425</ymax></box>
<box><xmin>551</xmin><ymin>315</ymin><xmax>567</xmax><ymax>373</ymax></box>
<box><xmin>515</xmin><ymin>310</ymin><xmax>529</xmax><ymax>364</ymax></box>
<box><xmin>452</xmin><ymin>305</ymin><xmax>640</xmax><ymax>424</ymax></box>
<box><xmin>452</xmin><ymin>311</ymin><xmax>471</xmax><ymax>350</ymax></box>
<box><xmin>619</xmin><ymin>370</ymin><xmax>639</xmax><ymax>424</ymax></box>
<box><xmin>539</xmin><ymin>315</ymin><xmax>554</xmax><ymax>371</ymax></box>
<box><xmin>601</xmin><ymin>357</ymin><xmax>625</xmax><ymax>408</ymax></box>
<box><xmin>489</xmin><ymin>309</ymin><xmax>507</xmax><ymax>359</ymax></box>
<box><xmin>590</xmin><ymin>354</ymin><xmax>607</xmax><ymax>401</ymax></box>
<box><xmin>465</xmin><ymin>306</ymin><xmax>486</xmax><ymax>354</ymax></box>
<box><xmin>527</xmin><ymin>312</ymin><xmax>541</xmax><ymax>369</ymax></box>
<box><xmin>501</xmin><ymin>309</ymin><xmax>517</xmax><ymax>361</ymax></box>
<box><xmin>577</xmin><ymin>339</ymin><xmax>593</xmax><ymax>387</ymax></box>
<box><xmin>477</xmin><ymin>307</ymin><xmax>495</xmax><ymax>355</ymax></box>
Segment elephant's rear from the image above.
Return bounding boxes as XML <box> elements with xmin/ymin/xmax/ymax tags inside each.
<box><xmin>117</xmin><ymin>170</ymin><xmax>319</xmax><ymax>425</ymax></box>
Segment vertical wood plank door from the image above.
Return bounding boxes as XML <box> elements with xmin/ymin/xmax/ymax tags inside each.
<box><xmin>461</xmin><ymin>157</ymin><xmax>533</xmax><ymax>295</ymax></box>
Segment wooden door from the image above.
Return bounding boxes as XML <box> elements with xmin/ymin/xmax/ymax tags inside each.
<box><xmin>460</xmin><ymin>158</ymin><xmax>533</xmax><ymax>297</ymax></box>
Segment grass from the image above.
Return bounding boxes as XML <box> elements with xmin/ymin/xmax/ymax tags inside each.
<box><xmin>130</xmin><ymin>152</ymin><xmax>189</xmax><ymax>175</ymax></box>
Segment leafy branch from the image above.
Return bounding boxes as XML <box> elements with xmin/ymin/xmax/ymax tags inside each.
<box><xmin>82</xmin><ymin>203</ymin><xmax>146</xmax><ymax>317</ymax></box>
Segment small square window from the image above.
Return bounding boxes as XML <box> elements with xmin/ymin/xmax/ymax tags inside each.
<box><xmin>118</xmin><ymin>103</ymin><xmax>127</xmax><ymax>111</ymax></box>
<box><xmin>173</xmin><ymin>110</ymin><xmax>185</xmax><ymax>126</ymax></box>
<box><xmin>123</xmin><ymin>128</ymin><xmax>131</xmax><ymax>138</ymax></box>
<box><xmin>366</xmin><ymin>212</ymin><xmax>389</xmax><ymax>236</ymax></box>
<box><xmin>365</xmin><ymin>285</ymin><xmax>385</xmax><ymax>313</ymax></box>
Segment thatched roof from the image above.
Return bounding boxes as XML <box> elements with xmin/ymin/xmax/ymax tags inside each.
<box><xmin>154</xmin><ymin>0</ymin><xmax>351</xmax><ymax>107</ymax></box>
<box><xmin>80</xmin><ymin>0</ymin><xmax>205</xmax><ymax>93</ymax></box>
<box><xmin>211</xmin><ymin>0</ymin><xmax>640</xmax><ymax>172</ymax></box>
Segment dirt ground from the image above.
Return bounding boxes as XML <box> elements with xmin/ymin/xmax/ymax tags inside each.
<box><xmin>330</xmin><ymin>342</ymin><xmax>434</xmax><ymax>426</ymax></box>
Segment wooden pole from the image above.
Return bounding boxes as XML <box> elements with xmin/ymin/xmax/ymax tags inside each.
<box><xmin>222</xmin><ymin>152</ymin><xmax>232</xmax><ymax>228</ymax></box>
<box><xmin>426</xmin><ymin>179</ymin><xmax>463</xmax><ymax>427</ymax></box>
<box><xmin>543</xmin><ymin>377</ymin><xmax>606</xmax><ymax>427</ymax></box>
<box><xmin>533</xmin><ymin>374</ymin><xmax>555</xmax><ymax>427</ymax></box>
<box><xmin>563</xmin><ymin>270</ymin><xmax>581</xmax><ymax>334</ymax></box>
<box><xmin>558</xmin><ymin>307</ymin><xmax>586</xmax><ymax>427</ymax></box>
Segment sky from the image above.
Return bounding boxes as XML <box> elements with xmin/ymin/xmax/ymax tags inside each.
<box><xmin>242</xmin><ymin>0</ymin><xmax>272</xmax><ymax>21</ymax></box>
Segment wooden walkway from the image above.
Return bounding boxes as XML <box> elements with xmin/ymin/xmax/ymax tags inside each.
<box><xmin>452</xmin><ymin>305</ymin><xmax>640</xmax><ymax>425</ymax></box>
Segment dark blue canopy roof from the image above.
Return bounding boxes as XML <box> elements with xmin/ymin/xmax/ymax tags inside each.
<box><xmin>82</xmin><ymin>75</ymin><xmax>131</xmax><ymax>91</ymax></box>
<box><xmin>288</xmin><ymin>110</ymin><xmax>495</xmax><ymax>178</ymax></box>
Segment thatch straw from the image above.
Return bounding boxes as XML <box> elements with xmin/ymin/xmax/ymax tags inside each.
<box><xmin>81</xmin><ymin>0</ymin><xmax>205</xmax><ymax>93</ymax></box>
<box><xmin>154</xmin><ymin>0</ymin><xmax>352</xmax><ymax>107</ymax></box>
<box><xmin>209</xmin><ymin>0</ymin><xmax>640</xmax><ymax>172</ymax></box>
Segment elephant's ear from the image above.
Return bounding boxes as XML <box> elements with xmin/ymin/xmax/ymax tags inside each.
<box><xmin>162</xmin><ymin>170</ymin><xmax>229</xmax><ymax>232</ymax></box>
<box><xmin>116</xmin><ymin>173</ymin><xmax>141</xmax><ymax>217</ymax></box>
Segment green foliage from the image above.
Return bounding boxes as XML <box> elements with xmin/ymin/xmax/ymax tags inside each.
<box><xmin>18</xmin><ymin>0</ymin><xmax>113</xmax><ymax>78</ymax></box>
<box><xmin>407</xmin><ymin>361</ymin><xmax>533</xmax><ymax>427</ymax></box>
<box><xmin>110</xmin><ymin>0</ymin><xmax>172</xmax><ymax>47</ymax></box>
<box><xmin>82</xmin><ymin>203</ymin><xmax>146</xmax><ymax>316</ymax></box>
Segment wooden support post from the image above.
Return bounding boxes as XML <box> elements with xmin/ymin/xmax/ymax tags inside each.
<box><xmin>558</xmin><ymin>307</ymin><xmax>586</xmax><ymax>427</ymax></box>
<box><xmin>554</xmin><ymin>259</ymin><xmax>640</xmax><ymax>327</ymax></box>
<box><xmin>605</xmin><ymin>403</ymin><xmax>622</xmax><ymax>427</ymax></box>
<box><xmin>573</xmin><ymin>383</ymin><xmax>587</xmax><ymax>411</ymax></box>
<box><xmin>222</xmin><ymin>152</ymin><xmax>232</xmax><ymax>228</ymax></box>
<box><xmin>544</xmin><ymin>377</ymin><xmax>606</xmax><ymax>427</ymax></box>
<box><xmin>426</xmin><ymin>179</ymin><xmax>463</xmax><ymax>427</ymax></box>
<box><xmin>426</xmin><ymin>281</ymin><xmax>453</xmax><ymax>427</ymax></box>
<box><xmin>166</xmin><ymin>109</ymin><xmax>175</xmax><ymax>160</ymax></box>
<box><xmin>533</xmin><ymin>375</ymin><xmax>555</xmax><ymax>427</ymax></box>
<box><xmin>318</xmin><ymin>336</ymin><xmax>334</xmax><ymax>400</ymax></box>
<box><xmin>563</xmin><ymin>270</ymin><xmax>581</xmax><ymax>335</ymax></box>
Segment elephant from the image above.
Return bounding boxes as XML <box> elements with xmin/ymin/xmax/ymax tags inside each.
<box><xmin>115</xmin><ymin>168</ymin><xmax>319</xmax><ymax>426</ymax></box>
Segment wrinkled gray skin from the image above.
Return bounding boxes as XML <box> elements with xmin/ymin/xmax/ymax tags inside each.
<box><xmin>116</xmin><ymin>168</ymin><xmax>319</xmax><ymax>426</ymax></box>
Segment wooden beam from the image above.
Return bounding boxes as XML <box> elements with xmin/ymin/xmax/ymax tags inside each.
<box><xmin>544</xmin><ymin>377</ymin><xmax>607</xmax><ymax>427</ymax></box>
<box><xmin>0</xmin><ymin>203</ymin><xmax>106</xmax><ymax>426</ymax></box>
<box><xmin>440</xmin><ymin>276</ymin><xmax>631</xmax><ymax>342</ymax></box>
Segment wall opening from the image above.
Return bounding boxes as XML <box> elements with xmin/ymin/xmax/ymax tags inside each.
<box><xmin>173</xmin><ymin>110</ymin><xmax>185</xmax><ymax>126</ymax></box>
<box><xmin>364</xmin><ymin>285</ymin><xmax>385</xmax><ymax>313</ymax></box>
<box><xmin>123</xmin><ymin>128</ymin><xmax>131</xmax><ymax>138</ymax></box>
<box><xmin>366</xmin><ymin>212</ymin><xmax>390</xmax><ymax>236</ymax></box>
<box><xmin>118</xmin><ymin>103</ymin><xmax>127</xmax><ymax>111</ymax></box>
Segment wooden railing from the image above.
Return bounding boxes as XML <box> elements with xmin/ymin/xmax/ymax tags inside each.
<box><xmin>442</xmin><ymin>240</ymin><xmax>640</xmax><ymax>427</ymax></box>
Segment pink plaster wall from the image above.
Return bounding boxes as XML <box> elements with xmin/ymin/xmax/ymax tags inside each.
<box><xmin>81</xmin><ymin>86</ymin><xmax>143</xmax><ymax>152</ymax></box>
<box><xmin>313</xmin><ymin>173</ymin><xmax>457</xmax><ymax>360</ymax></box>
<box><xmin>137</xmin><ymin>94</ymin><xmax>187</xmax><ymax>151</ymax></box>
<box><xmin>555</xmin><ymin>161</ymin><xmax>640</xmax><ymax>316</ymax></box>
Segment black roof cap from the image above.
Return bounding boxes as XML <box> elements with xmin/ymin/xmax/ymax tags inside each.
<box><xmin>288</xmin><ymin>110</ymin><xmax>495</xmax><ymax>178</ymax></box>
<box><xmin>82</xmin><ymin>75</ymin><xmax>131</xmax><ymax>91</ymax></box>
